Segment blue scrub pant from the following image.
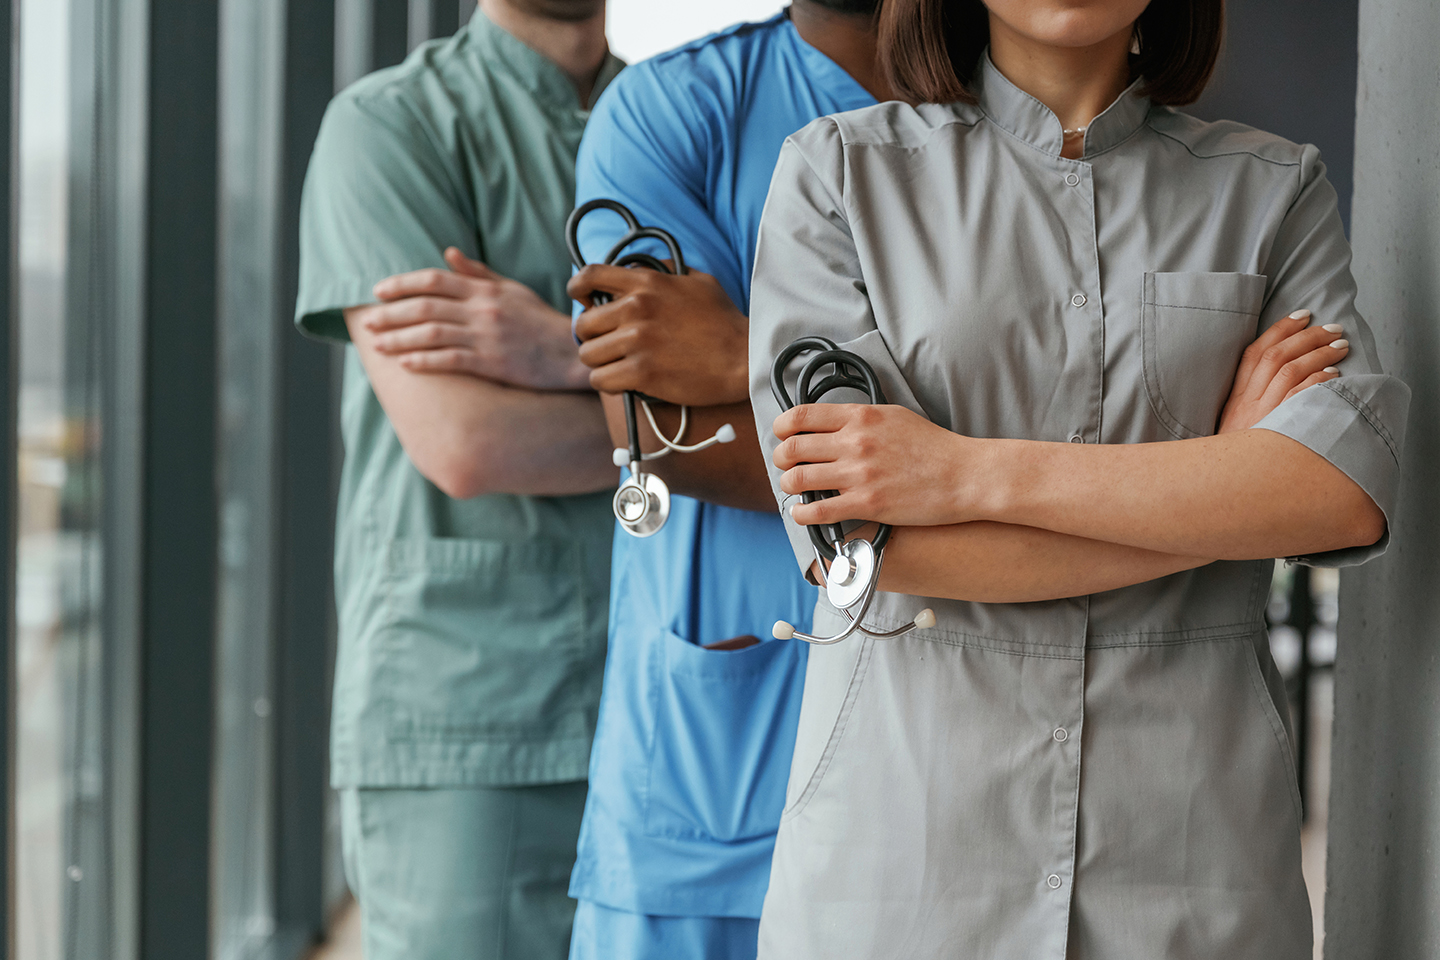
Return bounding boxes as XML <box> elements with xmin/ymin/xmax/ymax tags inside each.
<box><xmin>340</xmin><ymin>783</ymin><xmax>586</xmax><ymax>960</ymax></box>
<box><xmin>568</xmin><ymin>899</ymin><xmax>760</xmax><ymax>960</ymax></box>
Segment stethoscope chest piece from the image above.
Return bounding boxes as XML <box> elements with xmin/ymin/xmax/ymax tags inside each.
<box><xmin>613</xmin><ymin>470</ymin><xmax>670</xmax><ymax>538</ymax></box>
<box><xmin>825</xmin><ymin>538</ymin><xmax>877</xmax><ymax>611</ymax></box>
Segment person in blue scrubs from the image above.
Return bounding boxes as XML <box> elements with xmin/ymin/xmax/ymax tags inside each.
<box><xmin>563</xmin><ymin>4</ymin><xmax>882</xmax><ymax>956</ymax></box>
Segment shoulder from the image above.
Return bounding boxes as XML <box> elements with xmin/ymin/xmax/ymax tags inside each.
<box><xmin>317</xmin><ymin>34</ymin><xmax>485</xmax><ymax>153</ymax></box>
<box><xmin>1145</xmin><ymin>106</ymin><xmax>1317</xmax><ymax>170</ymax></box>
<box><xmin>594</xmin><ymin>15</ymin><xmax>788</xmax><ymax>126</ymax></box>
<box><xmin>789</xmin><ymin>100</ymin><xmax>984</xmax><ymax>155</ymax></box>
<box><xmin>780</xmin><ymin>100</ymin><xmax>982</xmax><ymax>183</ymax></box>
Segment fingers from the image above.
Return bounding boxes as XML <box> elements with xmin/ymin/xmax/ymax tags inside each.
<box><xmin>788</xmin><ymin>492</ymin><xmax>867</xmax><ymax>527</ymax></box>
<box><xmin>571</xmin><ymin>299</ymin><xmax>628</xmax><ymax>342</ymax></box>
<box><xmin>772</xmin><ymin>431</ymin><xmax>846</xmax><ymax>471</ymax></box>
<box><xmin>396</xmin><ymin>348</ymin><xmax>477</xmax><ymax>375</ymax></box>
<box><xmin>362</xmin><ymin>296</ymin><xmax>467</xmax><ymax>333</ymax></box>
<box><xmin>1283</xmin><ymin>368</ymin><xmax>1340</xmax><ymax>402</ymax></box>
<box><xmin>443</xmin><ymin>247</ymin><xmax>500</xmax><ymax>280</ymax></box>
<box><xmin>772</xmin><ymin>403</ymin><xmax>865</xmax><ymax>441</ymax></box>
<box><xmin>1258</xmin><ymin>333</ymin><xmax>1349</xmax><ymax>408</ymax></box>
<box><xmin>567</xmin><ymin>263</ymin><xmax>652</xmax><ymax>306</ymax></box>
<box><xmin>373</xmin><ymin>266</ymin><xmax>477</xmax><ymax>303</ymax></box>
<box><xmin>372</xmin><ymin>320</ymin><xmax>473</xmax><ymax>355</ymax></box>
<box><xmin>1233</xmin><ymin>309</ymin><xmax>1312</xmax><ymax>396</ymax></box>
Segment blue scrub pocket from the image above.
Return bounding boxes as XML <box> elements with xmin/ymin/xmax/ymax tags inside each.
<box><xmin>643</xmin><ymin>629</ymin><xmax>808</xmax><ymax>843</ymax></box>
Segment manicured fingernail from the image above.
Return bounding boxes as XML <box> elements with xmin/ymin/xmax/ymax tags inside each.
<box><xmin>1322</xmin><ymin>323</ymin><xmax>1343</xmax><ymax>334</ymax></box>
<box><xmin>1330</xmin><ymin>339</ymin><xmax>1349</xmax><ymax>349</ymax></box>
<box><xmin>1323</xmin><ymin>366</ymin><xmax>1340</xmax><ymax>374</ymax></box>
<box><xmin>1288</xmin><ymin>310</ymin><xmax>1311</xmax><ymax>320</ymax></box>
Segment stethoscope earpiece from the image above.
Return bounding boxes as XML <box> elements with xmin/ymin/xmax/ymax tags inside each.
<box><xmin>566</xmin><ymin>199</ymin><xmax>734</xmax><ymax>537</ymax></box>
<box><xmin>770</xmin><ymin>337</ymin><xmax>937</xmax><ymax>645</ymax></box>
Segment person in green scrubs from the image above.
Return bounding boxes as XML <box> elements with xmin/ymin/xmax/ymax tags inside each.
<box><xmin>294</xmin><ymin>2</ymin><xmax>621</xmax><ymax>957</ymax></box>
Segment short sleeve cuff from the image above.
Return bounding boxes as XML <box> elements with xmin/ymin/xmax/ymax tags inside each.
<box><xmin>1253</xmin><ymin>373</ymin><xmax>1410</xmax><ymax>568</ymax></box>
<box><xmin>295</xmin><ymin>280</ymin><xmax>385</xmax><ymax>343</ymax></box>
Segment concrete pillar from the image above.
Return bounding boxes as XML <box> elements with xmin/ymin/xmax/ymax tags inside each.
<box><xmin>1325</xmin><ymin>1</ymin><xmax>1440</xmax><ymax>957</ymax></box>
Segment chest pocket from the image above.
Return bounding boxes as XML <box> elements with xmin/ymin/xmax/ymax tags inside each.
<box><xmin>1141</xmin><ymin>272</ymin><xmax>1267</xmax><ymax>439</ymax></box>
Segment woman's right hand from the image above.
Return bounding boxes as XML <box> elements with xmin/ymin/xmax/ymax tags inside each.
<box><xmin>1216</xmin><ymin>309</ymin><xmax>1350</xmax><ymax>433</ymax></box>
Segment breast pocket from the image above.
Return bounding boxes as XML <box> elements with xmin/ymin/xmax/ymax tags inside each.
<box><xmin>1141</xmin><ymin>271</ymin><xmax>1267</xmax><ymax>439</ymax></box>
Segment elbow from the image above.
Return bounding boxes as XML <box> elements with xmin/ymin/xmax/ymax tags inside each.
<box><xmin>413</xmin><ymin>431</ymin><xmax>500</xmax><ymax>501</ymax></box>
<box><xmin>1345</xmin><ymin>498</ymin><xmax>1387</xmax><ymax>551</ymax></box>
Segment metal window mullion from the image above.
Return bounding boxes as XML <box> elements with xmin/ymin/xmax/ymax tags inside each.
<box><xmin>136</xmin><ymin>1</ymin><xmax>221</xmax><ymax>958</ymax></box>
<box><xmin>1</xmin><ymin>0</ymin><xmax>16</xmax><ymax>956</ymax></box>
<box><xmin>272</xmin><ymin>0</ymin><xmax>337</xmax><ymax>944</ymax></box>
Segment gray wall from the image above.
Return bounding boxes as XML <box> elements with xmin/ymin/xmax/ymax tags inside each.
<box><xmin>1325</xmin><ymin>0</ymin><xmax>1440</xmax><ymax>956</ymax></box>
<box><xmin>1191</xmin><ymin>0</ymin><xmax>1358</xmax><ymax>231</ymax></box>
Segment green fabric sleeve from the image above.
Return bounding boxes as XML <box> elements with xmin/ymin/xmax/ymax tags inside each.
<box><xmin>294</xmin><ymin>91</ymin><xmax>480</xmax><ymax>342</ymax></box>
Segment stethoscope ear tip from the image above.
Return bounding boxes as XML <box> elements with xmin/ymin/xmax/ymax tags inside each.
<box><xmin>612</xmin><ymin>448</ymin><xmax>630</xmax><ymax>468</ymax></box>
<box><xmin>772</xmin><ymin>621</ymin><xmax>796</xmax><ymax>641</ymax></box>
<box><xmin>913</xmin><ymin>608</ymin><xmax>937</xmax><ymax>630</ymax></box>
<box><xmin>716</xmin><ymin>423</ymin><xmax>737</xmax><ymax>443</ymax></box>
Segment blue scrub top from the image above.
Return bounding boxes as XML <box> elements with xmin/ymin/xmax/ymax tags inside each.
<box><xmin>568</xmin><ymin>13</ymin><xmax>875</xmax><ymax>918</ymax></box>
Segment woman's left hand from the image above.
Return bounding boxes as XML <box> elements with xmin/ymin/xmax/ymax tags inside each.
<box><xmin>773</xmin><ymin>403</ymin><xmax>984</xmax><ymax>528</ymax></box>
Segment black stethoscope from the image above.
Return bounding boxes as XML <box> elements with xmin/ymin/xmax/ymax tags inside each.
<box><xmin>565</xmin><ymin>199</ymin><xmax>736</xmax><ymax>537</ymax></box>
<box><xmin>769</xmin><ymin>337</ymin><xmax>935</xmax><ymax>644</ymax></box>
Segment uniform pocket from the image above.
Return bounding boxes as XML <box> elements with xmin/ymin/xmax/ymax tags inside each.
<box><xmin>643</xmin><ymin>629</ymin><xmax>808</xmax><ymax>842</ymax></box>
<box><xmin>375</xmin><ymin>537</ymin><xmax>601</xmax><ymax>741</ymax></box>
<box><xmin>1141</xmin><ymin>271</ymin><xmax>1267</xmax><ymax>439</ymax></box>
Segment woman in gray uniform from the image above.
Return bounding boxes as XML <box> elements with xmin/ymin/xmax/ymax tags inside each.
<box><xmin>747</xmin><ymin>0</ymin><xmax>1409</xmax><ymax>958</ymax></box>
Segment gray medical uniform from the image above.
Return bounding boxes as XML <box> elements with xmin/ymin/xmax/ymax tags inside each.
<box><xmin>747</xmin><ymin>55</ymin><xmax>1409</xmax><ymax>960</ymax></box>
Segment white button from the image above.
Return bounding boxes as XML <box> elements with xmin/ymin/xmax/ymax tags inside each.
<box><xmin>1047</xmin><ymin>874</ymin><xmax>1063</xmax><ymax>889</ymax></box>
<box><xmin>1071</xmin><ymin>293</ymin><xmax>1087</xmax><ymax>307</ymax></box>
<box><xmin>1069</xmin><ymin>435</ymin><xmax>1083</xmax><ymax>444</ymax></box>
<box><xmin>1064</xmin><ymin>173</ymin><xmax>1080</xmax><ymax>186</ymax></box>
<box><xmin>1053</xmin><ymin>727</ymin><xmax>1069</xmax><ymax>742</ymax></box>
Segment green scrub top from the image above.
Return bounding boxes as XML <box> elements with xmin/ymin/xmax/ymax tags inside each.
<box><xmin>295</xmin><ymin>10</ymin><xmax>622</xmax><ymax>789</ymax></box>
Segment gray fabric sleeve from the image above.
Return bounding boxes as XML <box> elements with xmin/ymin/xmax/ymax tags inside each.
<box><xmin>748</xmin><ymin>122</ymin><xmax>926</xmax><ymax>573</ymax></box>
<box><xmin>1250</xmin><ymin>146</ymin><xmax>1410</xmax><ymax>567</ymax></box>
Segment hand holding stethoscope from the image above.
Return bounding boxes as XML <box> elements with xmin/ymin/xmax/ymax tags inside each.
<box><xmin>565</xmin><ymin>199</ymin><xmax>736</xmax><ymax>537</ymax></box>
<box><xmin>769</xmin><ymin>337</ymin><xmax>936</xmax><ymax>645</ymax></box>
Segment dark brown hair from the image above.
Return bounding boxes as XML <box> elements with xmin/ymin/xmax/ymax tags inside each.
<box><xmin>879</xmin><ymin>0</ymin><xmax>1225</xmax><ymax>107</ymax></box>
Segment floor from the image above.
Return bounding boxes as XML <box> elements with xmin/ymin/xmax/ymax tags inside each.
<box><xmin>310</xmin><ymin>676</ymin><xmax>1335</xmax><ymax>960</ymax></box>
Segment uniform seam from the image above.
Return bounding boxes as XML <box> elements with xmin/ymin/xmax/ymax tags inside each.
<box><xmin>1241</xmin><ymin>641</ymin><xmax>1306</xmax><ymax>823</ymax></box>
<box><xmin>1139</xmin><ymin>283</ymin><xmax>1197</xmax><ymax>441</ymax></box>
<box><xmin>1147</xmin><ymin>122</ymin><xmax>1303</xmax><ymax>167</ymax></box>
<box><xmin>783</xmin><ymin>639</ymin><xmax>874</xmax><ymax>821</ymax></box>
<box><xmin>1148</xmin><ymin>301</ymin><xmax>1261</xmax><ymax>314</ymax></box>
<box><xmin>1319</xmin><ymin>379</ymin><xmax>1400</xmax><ymax>464</ymax></box>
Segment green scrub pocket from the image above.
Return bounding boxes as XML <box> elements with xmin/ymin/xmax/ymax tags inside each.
<box><xmin>374</xmin><ymin>536</ymin><xmax>601</xmax><ymax>743</ymax></box>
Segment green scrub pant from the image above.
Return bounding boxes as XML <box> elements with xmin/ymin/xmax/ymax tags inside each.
<box><xmin>340</xmin><ymin>781</ymin><xmax>588</xmax><ymax>960</ymax></box>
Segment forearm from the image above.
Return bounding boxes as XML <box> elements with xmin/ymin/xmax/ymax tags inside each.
<box><xmin>601</xmin><ymin>394</ymin><xmax>777</xmax><ymax>513</ymax></box>
<box><xmin>980</xmin><ymin>428</ymin><xmax>1384</xmax><ymax>560</ymax></box>
<box><xmin>877</xmin><ymin>522</ymin><xmax>1210</xmax><ymax>603</ymax></box>
<box><xmin>348</xmin><ymin>308</ymin><xmax>616</xmax><ymax>498</ymax></box>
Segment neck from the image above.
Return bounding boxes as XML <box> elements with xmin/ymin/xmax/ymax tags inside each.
<box><xmin>480</xmin><ymin>0</ymin><xmax>609</xmax><ymax>104</ymax></box>
<box><xmin>790</xmin><ymin>0</ymin><xmax>892</xmax><ymax>102</ymax></box>
<box><xmin>987</xmin><ymin>16</ymin><xmax>1132</xmax><ymax>158</ymax></box>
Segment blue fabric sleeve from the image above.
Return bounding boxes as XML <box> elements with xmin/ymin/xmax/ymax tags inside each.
<box><xmin>573</xmin><ymin>62</ymin><xmax>746</xmax><ymax>311</ymax></box>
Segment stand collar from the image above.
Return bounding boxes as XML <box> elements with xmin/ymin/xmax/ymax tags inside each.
<box><xmin>974</xmin><ymin>50</ymin><xmax>1150</xmax><ymax>159</ymax></box>
<box><xmin>466</xmin><ymin>8</ymin><xmax>623</xmax><ymax>112</ymax></box>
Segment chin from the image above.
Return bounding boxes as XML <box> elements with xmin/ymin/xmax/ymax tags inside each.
<box><xmin>986</xmin><ymin>0</ymin><xmax>1149</xmax><ymax>49</ymax></box>
<box><xmin>518</xmin><ymin>0</ymin><xmax>604</xmax><ymax>23</ymax></box>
